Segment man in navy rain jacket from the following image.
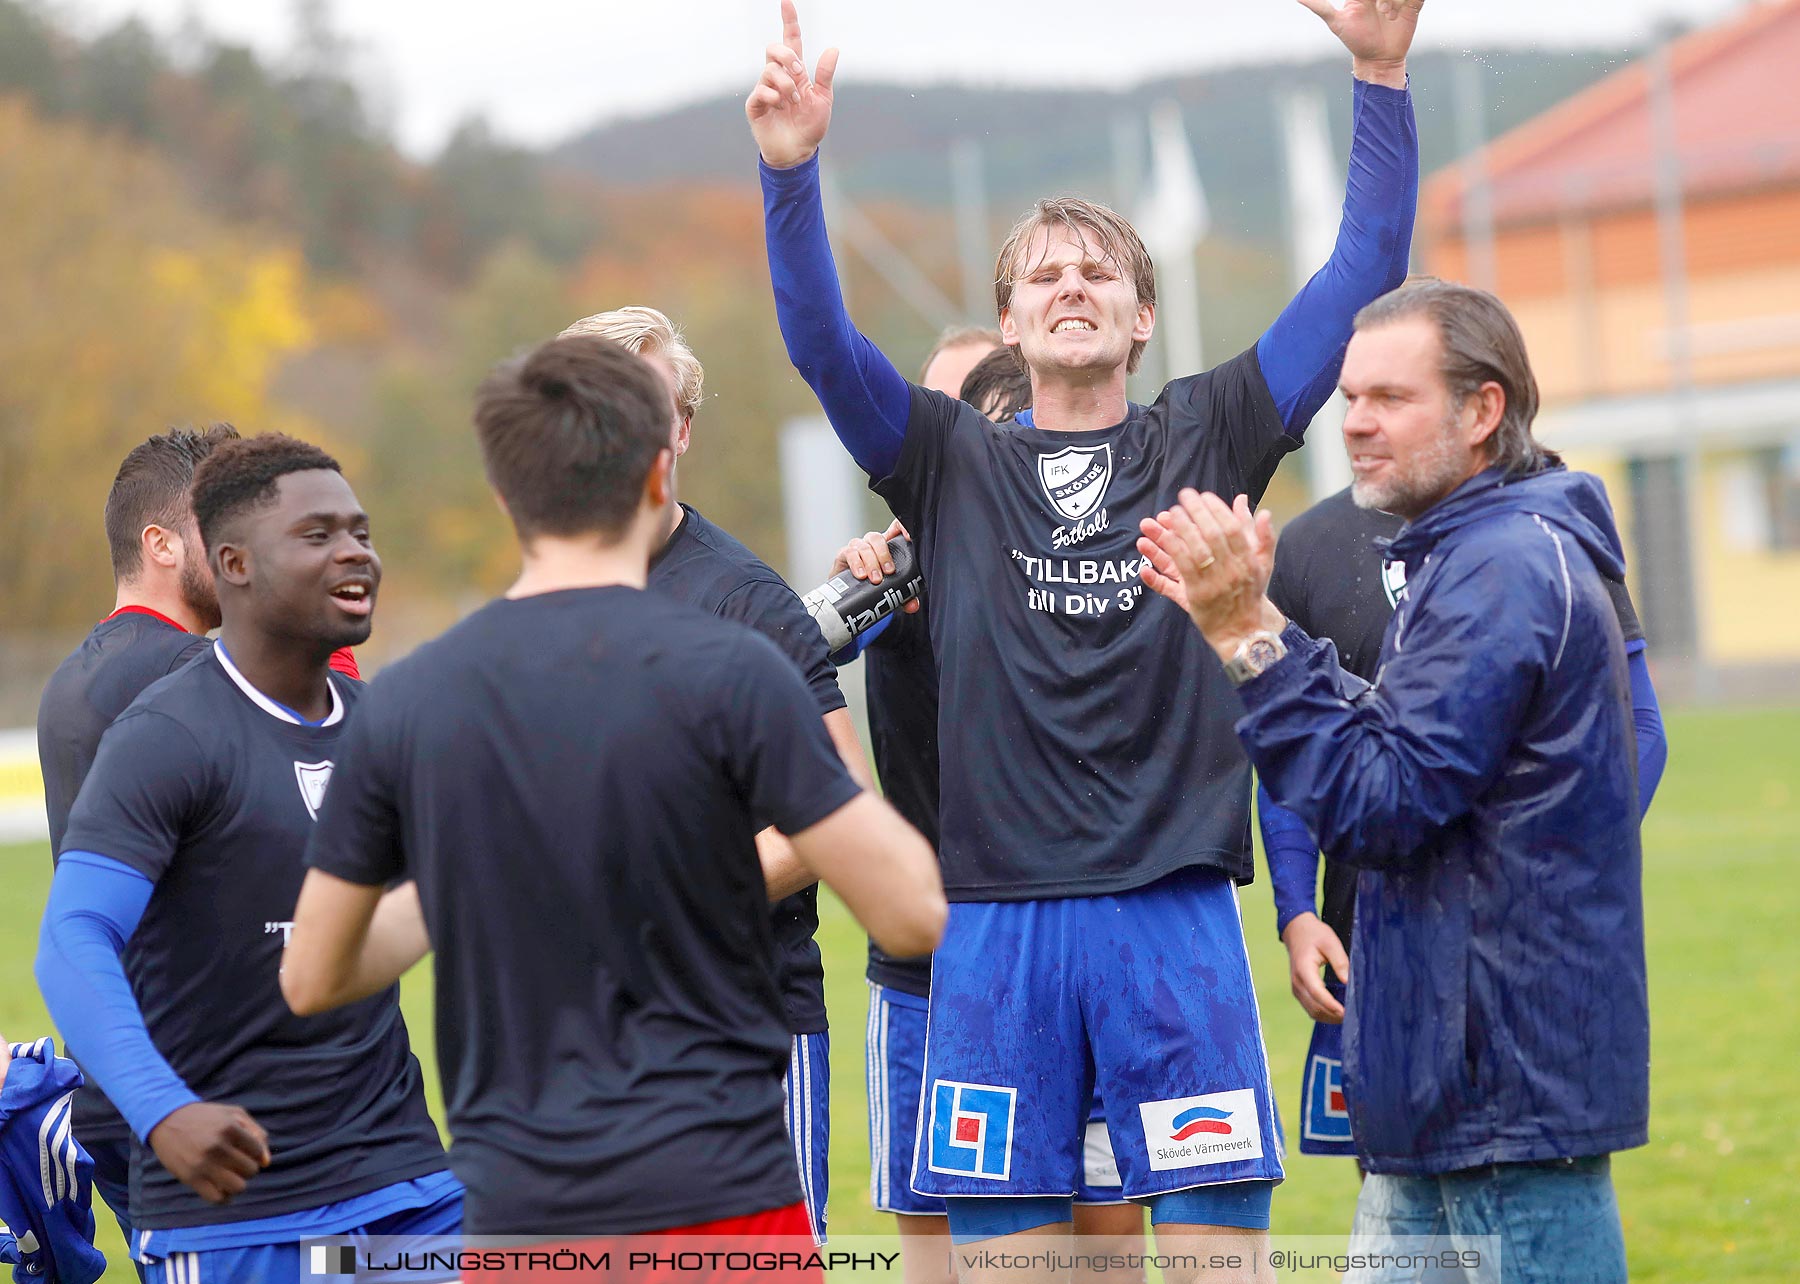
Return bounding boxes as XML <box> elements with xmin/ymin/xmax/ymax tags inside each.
<box><xmin>1138</xmin><ymin>280</ymin><xmax>1647</xmax><ymax>1284</ymax></box>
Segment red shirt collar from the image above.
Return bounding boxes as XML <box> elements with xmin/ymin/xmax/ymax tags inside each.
<box><xmin>104</xmin><ymin>605</ymin><xmax>190</xmax><ymax>634</ymax></box>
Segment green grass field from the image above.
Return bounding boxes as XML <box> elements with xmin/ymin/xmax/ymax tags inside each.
<box><xmin>3</xmin><ymin>707</ymin><xmax>1795</xmax><ymax>1281</ymax></box>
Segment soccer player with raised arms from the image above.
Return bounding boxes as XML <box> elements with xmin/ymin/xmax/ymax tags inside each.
<box><xmin>36</xmin><ymin>435</ymin><xmax>458</xmax><ymax>1283</ymax></box>
<box><xmin>749</xmin><ymin>0</ymin><xmax>1421</xmax><ymax>1264</ymax></box>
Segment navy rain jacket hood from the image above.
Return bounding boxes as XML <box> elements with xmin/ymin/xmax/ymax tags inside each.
<box><xmin>1236</xmin><ymin>465</ymin><xmax>1649</xmax><ymax>1174</ymax></box>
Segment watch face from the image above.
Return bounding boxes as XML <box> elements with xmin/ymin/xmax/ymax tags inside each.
<box><xmin>1247</xmin><ymin>638</ymin><xmax>1281</xmax><ymax>670</ymax></box>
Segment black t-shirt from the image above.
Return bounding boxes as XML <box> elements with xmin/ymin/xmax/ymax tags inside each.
<box><xmin>863</xmin><ymin>603</ymin><xmax>938</xmax><ymax>997</ymax></box>
<box><xmin>1266</xmin><ymin>485</ymin><xmax>1646</xmax><ymax>940</ymax></box>
<box><xmin>874</xmin><ymin>348</ymin><xmax>1293</xmax><ymax>899</ymax></box>
<box><xmin>647</xmin><ymin>504</ymin><xmax>846</xmax><ymax>1034</ymax></box>
<box><xmin>37</xmin><ymin>608</ymin><xmax>210</xmax><ymax>1145</ymax></box>
<box><xmin>59</xmin><ymin>651</ymin><xmax>447</xmax><ymax>1228</ymax></box>
<box><xmin>302</xmin><ymin>587</ymin><xmax>863</xmax><ymax>1237</ymax></box>
<box><xmin>39</xmin><ymin>609</ymin><xmax>209</xmax><ymax>859</ymax></box>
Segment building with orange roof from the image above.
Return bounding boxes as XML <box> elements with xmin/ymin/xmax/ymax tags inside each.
<box><xmin>1421</xmin><ymin>0</ymin><xmax>1800</xmax><ymax>684</ymax></box>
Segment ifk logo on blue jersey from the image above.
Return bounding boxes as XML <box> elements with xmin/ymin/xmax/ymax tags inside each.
<box><xmin>927</xmin><ymin>1080</ymin><xmax>1016</xmax><ymax>1181</ymax></box>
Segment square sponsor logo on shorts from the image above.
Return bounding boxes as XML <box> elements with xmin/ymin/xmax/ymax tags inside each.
<box><xmin>927</xmin><ymin>1079</ymin><xmax>1016</xmax><ymax>1181</ymax></box>
<box><xmin>1302</xmin><ymin>1053</ymin><xmax>1354</xmax><ymax>1144</ymax></box>
<box><xmin>1138</xmin><ymin>1088</ymin><xmax>1264</xmax><ymax>1172</ymax></box>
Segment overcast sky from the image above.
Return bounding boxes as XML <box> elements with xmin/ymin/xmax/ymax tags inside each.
<box><xmin>61</xmin><ymin>0</ymin><xmax>1753</xmax><ymax>156</ymax></box>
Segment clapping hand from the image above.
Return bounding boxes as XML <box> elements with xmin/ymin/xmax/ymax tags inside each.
<box><xmin>1137</xmin><ymin>490</ymin><xmax>1283</xmax><ymax>660</ymax></box>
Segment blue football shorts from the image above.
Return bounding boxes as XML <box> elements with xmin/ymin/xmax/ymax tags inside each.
<box><xmin>911</xmin><ymin>867</ymin><xmax>1284</xmax><ymax>1201</ymax></box>
<box><xmin>866</xmin><ymin>984</ymin><xmax>1126</xmax><ymax>1215</ymax></box>
<box><xmin>783</xmin><ymin>1032</ymin><xmax>830</xmax><ymax>1244</ymax></box>
<box><xmin>139</xmin><ymin>1185</ymin><xmax>462</xmax><ymax>1283</ymax></box>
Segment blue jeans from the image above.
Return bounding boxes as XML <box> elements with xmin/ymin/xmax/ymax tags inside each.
<box><xmin>1347</xmin><ymin>1156</ymin><xmax>1626</xmax><ymax>1284</ymax></box>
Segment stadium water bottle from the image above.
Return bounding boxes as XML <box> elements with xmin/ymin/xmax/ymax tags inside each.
<box><xmin>802</xmin><ymin>535</ymin><xmax>925</xmax><ymax>652</ymax></box>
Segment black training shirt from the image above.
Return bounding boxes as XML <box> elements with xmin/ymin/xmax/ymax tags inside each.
<box><xmin>862</xmin><ymin>603</ymin><xmax>938</xmax><ymax>997</ymax></box>
<box><xmin>59</xmin><ymin>650</ymin><xmax>447</xmax><ymax>1228</ymax></box>
<box><xmin>874</xmin><ymin>348</ymin><xmax>1292</xmax><ymax>899</ymax></box>
<box><xmin>37</xmin><ymin>607</ymin><xmax>209</xmax><ymax>1146</ymax></box>
<box><xmin>39</xmin><ymin>609</ymin><xmax>208</xmax><ymax>859</ymax></box>
<box><xmin>302</xmin><ymin>587</ymin><xmax>862</xmax><ymax>1236</ymax></box>
<box><xmin>647</xmin><ymin>504</ymin><xmax>846</xmax><ymax>1034</ymax></box>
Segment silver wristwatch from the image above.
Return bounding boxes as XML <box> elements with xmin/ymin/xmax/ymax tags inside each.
<box><xmin>1222</xmin><ymin>630</ymin><xmax>1288</xmax><ymax>686</ymax></box>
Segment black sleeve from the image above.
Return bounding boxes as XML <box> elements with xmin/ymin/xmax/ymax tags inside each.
<box><xmin>303</xmin><ymin>688</ymin><xmax>405</xmax><ymax>887</ymax></box>
<box><xmin>60</xmin><ymin>710</ymin><xmax>208</xmax><ymax>878</ymax></box>
<box><xmin>1160</xmin><ymin>346</ymin><xmax>1294</xmax><ymax>503</ymax></box>
<box><xmin>714</xmin><ymin>634</ymin><xmax>863</xmax><ymax>838</ymax></box>
<box><xmin>1266</xmin><ymin>524</ymin><xmax>1307</xmax><ymax>629</ymax></box>
<box><xmin>716</xmin><ymin>578</ymin><xmax>847</xmax><ymax>717</ymax></box>
<box><xmin>874</xmin><ymin>383</ymin><xmax>963</xmax><ymax>539</ymax></box>
<box><xmin>1603</xmin><ymin>575</ymin><xmax>1645</xmax><ymax>646</ymax></box>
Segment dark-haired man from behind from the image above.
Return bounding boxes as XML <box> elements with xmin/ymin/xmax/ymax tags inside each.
<box><xmin>36</xmin><ymin>425</ymin><xmax>236</xmax><ymax>1255</ymax></box>
<box><xmin>560</xmin><ymin>305</ymin><xmax>868</xmax><ymax>1244</ymax></box>
<box><xmin>36</xmin><ymin>434</ymin><xmax>457</xmax><ymax>1283</ymax></box>
<box><xmin>283</xmin><ymin>336</ymin><xmax>945</xmax><ymax>1253</ymax></box>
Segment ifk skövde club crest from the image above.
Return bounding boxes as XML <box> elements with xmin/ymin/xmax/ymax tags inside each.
<box><xmin>294</xmin><ymin>760</ymin><xmax>334</xmax><ymax>821</ymax></box>
<box><xmin>1036</xmin><ymin>444</ymin><xmax>1113</xmax><ymax>522</ymax></box>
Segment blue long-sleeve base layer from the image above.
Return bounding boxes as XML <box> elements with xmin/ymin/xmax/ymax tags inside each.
<box><xmin>761</xmin><ymin>78</ymin><xmax>1417</xmax><ymax>474</ymax></box>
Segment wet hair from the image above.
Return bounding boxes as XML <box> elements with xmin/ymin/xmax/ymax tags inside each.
<box><xmin>473</xmin><ymin>335</ymin><xmax>672</xmax><ymax>541</ymax></box>
<box><xmin>993</xmin><ymin>197</ymin><xmax>1157</xmax><ymax>373</ymax></box>
<box><xmin>1355</xmin><ymin>279</ymin><xmax>1559</xmax><ymax>477</ymax></box>
<box><xmin>104</xmin><ymin>424</ymin><xmax>240</xmax><ymax>579</ymax></box>
<box><xmin>959</xmin><ymin>347</ymin><xmax>1032</xmax><ymax>422</ymax></box>
<box><xmin>190</xmin><ymin>434</ymin><xmax>342</xmax><ymax>552</ymax></box>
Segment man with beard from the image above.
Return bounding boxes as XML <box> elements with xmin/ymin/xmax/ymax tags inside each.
<box><xmin>1256</xmin><ymin>483</ymin><xmax>1665</xmax><ymax>1168</ymax></box>
<box><xmin>36</xmin><ymin>424</ymin><xmax>236</xmax><ymax>1257</ymax></box>
<box><xmin>1142</xmin><ymin>281</ymin><xmax>1650</xmax><ymax>1281</ymax></box>
<box><xmin>36</xmin><ymin>435</ymin><xmax>457</xmax><ymax>1283</ymax></box>
<box><xmin>40</xmin><ymin>427</ymin><xmax>239</xmax><ymax>860</ymax></box>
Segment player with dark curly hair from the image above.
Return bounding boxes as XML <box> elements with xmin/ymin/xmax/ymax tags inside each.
<box><xmin>36</xmin><ymin>434</ymin><xmax>458</xmax><ymax>1283</ymax></box>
